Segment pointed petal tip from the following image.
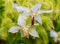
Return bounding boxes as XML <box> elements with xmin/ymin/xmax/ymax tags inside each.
<box><xmin>31</xmin><ymin>3</ymin><xmax>41</xmax><ymax>12</ymax></box>
<box><xmin>8</xmin><ymin>26</ymin><xmax>20</xmax><ymax>33</ymax></box>
<box><xmin>38</xmin><ymin>10</ymin><xmax>53</xmax><ymax>14</ymax></box>
<box><xmin>35</xmin><ymin>16</ymin><xmax>42</xmax><ymax>25</ymax></box>
<box><xmin>29</xmin><ymin>29</ymin><xmax>39</xmax><ymax>38</ymax></box>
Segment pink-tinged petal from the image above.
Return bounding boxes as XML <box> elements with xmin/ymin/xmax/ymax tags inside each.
<box><xmin>31</xmin><ymin>4</ymin><xmax>41</xmax><ymax>12</ymax></box>
<box><xmin>8</xmin><ymin>26</ymin><xmax>20</xmax><ymax>33</ymax></box>
<box><xmin>18</xmin><ymin>15</ymin><xmax>26</xmax><ymax>27</ymax></box>
<box><xmin>50</xmin><ymin>30</ymin><xmax>58</xmax><ymax>38</ymax></box>
<box><xmin>35</xmin><ymin>15</ymin><xmax>42</xmax><ymax>25</ymax></box>
<box><xmin>29</xmin><ymin>29</ymin><xmax>39</xmax><ymax>38</ymax></box>
<box><xmin>38</xmin><ymin>10</ymin><xmax>53</xmax><ymax>14</ymax></box>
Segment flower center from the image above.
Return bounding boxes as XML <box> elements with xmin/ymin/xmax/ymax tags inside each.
<box><xmin>23</xmin><ymin>27</ymin><xmax>29</xmax><ymax>38</ymax></box>
<box><xmin>30</xmin><ymin>12</ymin><xmax>37</xmax><ymax>26</ymax></box>
<box><xmin>30</xmin><ymin>12</ymin><xmax>37</xmax><ymax>17</ymax></box>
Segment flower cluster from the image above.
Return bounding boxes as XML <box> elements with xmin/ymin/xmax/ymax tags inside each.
<box><xmin>9</xmin><ymin>3</ymin><xmax>53</xmax><ymax>38</ymax></box>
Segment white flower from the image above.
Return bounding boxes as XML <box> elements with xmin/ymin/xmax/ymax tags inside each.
<box><xmin>13</xmin><ymin>3</ymin><xmax>53</xmax><ymax>25</ymax></box>
<box><xmin>9</xmin><ymin>3</ymin><xmax>53</xmax><ymax>38</ymax></box>
<box><xmin>9</xmin><ymin>15</ymin><xmax>39</xmax><ymax>38</ymax></box>
<box><xmin>9</xmin><ymin>25</ymin><xmax>39</xmax><ymax>38</ymax></box>
<box><xmin>18</xmin><ymin>13</ymin><xmax>39</xmax><ymax>38</ymax></box>
<box><xmin>50</xmin><ymin>30</ymin><xmax>58</xmax><ymax>38</ymax></box>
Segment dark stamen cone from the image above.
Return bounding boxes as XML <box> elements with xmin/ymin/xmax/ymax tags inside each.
<box><xmin>31</xmin><ymin>16</ymin><xmax>34</xmax><ymax>26</ymax></box>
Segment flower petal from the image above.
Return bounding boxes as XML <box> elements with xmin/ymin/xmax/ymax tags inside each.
<box><xmin>35</xmin><ymin>15</ymin><xmax>42</xmax><ymax>25</ymax></box>
<box><xmin>13</xmin><ymin>3</ymin><xmax>30</xmax><ymax>12</ymax></box>
<box><xmin>22</xmin><ymin>12</ymin><xmax>30</xmax><ymax>17</ymax></box>
<box><xmin>38</xmin><ymin>10</ymin><xmax>53</xmax><ymax>14</ymax></box>
<box><xmin>16</xmin><ymin>6</ymin><xmax>30</xmax><ymax>12</ymax></box>
<box><xmin>18</xmin><ymin>15</ymin><xmax>26</xmax><ymax>27</ymax></box>
<box><xmin>29</xmin><ymin>29</ymin><xmax>39</xmax><ymax>38</ymax></box>
<box><xmin>8</xmin><ymin>26</ymin><xmax>20</xmax><ymax>33</ymax></box>
<box><xmin>50</xmin><ymin>30</ymin><xmax>58</xmax><ymax>38</ymax></box>
<box><xmin>31</xmin><ymin>4</ymin><xmax>41</xmax><ymax>12</ymax></box>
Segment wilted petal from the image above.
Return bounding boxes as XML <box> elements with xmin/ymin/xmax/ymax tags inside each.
<box><xmin>29</xmin><ymin>29</ymin><xmax>39</xmax><ymax>38</ymax></box>
<box><xmin>35</xmin><ymin>15</ymin><xmax>42</xmax><ymax>25</ymax></box>
<box><xmin>50</xmin><ymin>30</ymin><xmax>58</xmax><ymax>38</ymax></box>
<box><xmin>31</xmin><ymin>4</ymin><xmax>41</xmax><ymax>12</ymax></box>
<box><xmin>9</xmin><ymin>26</ymin><xmax>20</xmax><ymax>33</ymax></box>
<box><xmin>18</xmin><ymin>15</ymin><xmax>26</xmax><ymax>27</ymax></box>
<box><xmin>38</xmin><ymin>10</ymin><xmax>53</xmax><ymax>14</ymax></box>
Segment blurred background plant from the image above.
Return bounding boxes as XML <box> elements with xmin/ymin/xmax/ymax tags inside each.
<box><xmin>0</xmin><ymin>0</ymin><xmax>60</xmax><ymax>44</ymax></box>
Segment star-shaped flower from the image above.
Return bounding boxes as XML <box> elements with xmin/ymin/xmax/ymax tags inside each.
<box><xmin>13</xmin><ymin>3</ymin><xmax>53</xmax><ymax>25</ymax></box>
<box><xmin>9</xmin><ymin>15</ymin><xmax>39</xmax><ymax>38</ymax></box>
<box><xmin>9</xmin><ymin>3</ymin><xmax>53</xmax><ymax>38</ymax></box>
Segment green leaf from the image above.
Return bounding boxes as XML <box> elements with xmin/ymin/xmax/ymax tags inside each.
<box><xmin>36</xmin><ymin>25</ymin><xmax>49</xmax><ymax>44</ymax></box>
<box><xmin>5</xmin><ymin>0</ymin><xmax>13</xmax><ymax>13</ymax></box>
<box><xmin>0</xmin><ymin>27</ymin><xmax>8</xmax><ymax>40</ymax></box>
<box><xmin>41</xmin><ymin>15</ymin><xmax>54</xmax><ymax>30</ymax></box>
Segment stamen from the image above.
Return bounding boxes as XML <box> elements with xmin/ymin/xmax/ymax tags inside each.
<box><xmin>31</xmin><ymin>16</ymin><xmax>34</xmax><ymax>26</ymax></box>
<box><xmin>23</xmin><ymin>27</ymin><xmax>29</xmax><ymax>38</ymax></box>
